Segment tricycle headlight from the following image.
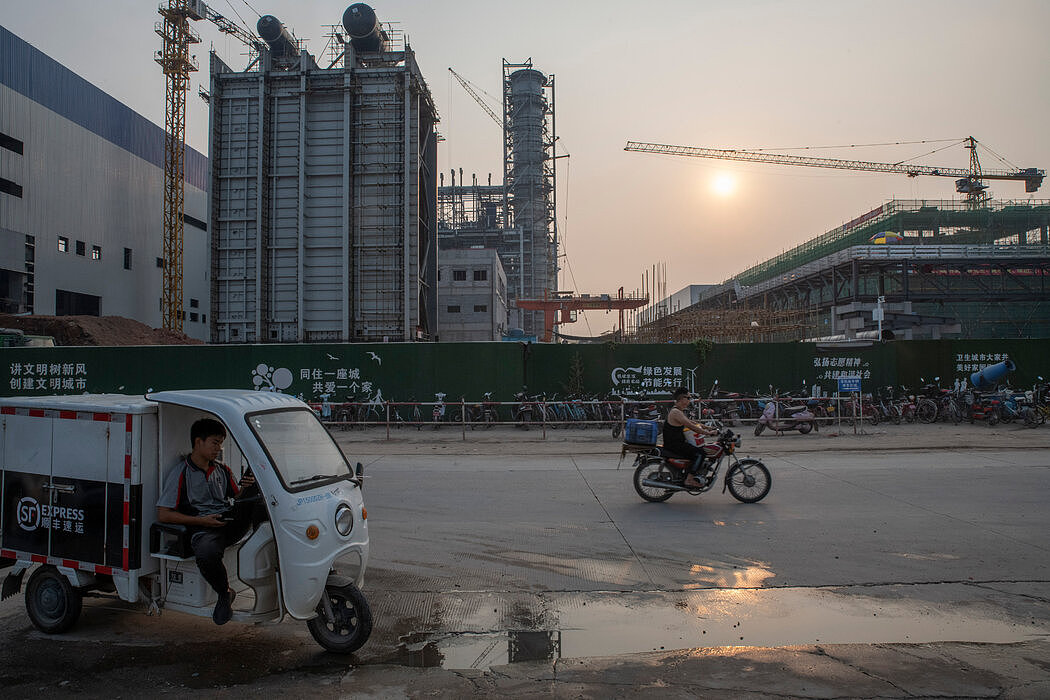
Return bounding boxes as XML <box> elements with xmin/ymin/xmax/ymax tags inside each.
<box><xmin>335</xmin><ymin>503</ymin><xmax>354</xmax><ymax>536</ymax></box>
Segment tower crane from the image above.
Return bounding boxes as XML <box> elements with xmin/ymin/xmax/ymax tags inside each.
<box><xmin>155</xmin><ymin>0</ymin><xmax>263</xmax><ymax>332</ymax></box>
<box><xmin>448</xmin><ymin>68</ymin><xmax>503</xmax><ymax>129</ymax></box>
<box><xmin>624</xmin><ymin>137</ymin><xmax>1044</xmax><ymax>208</ymax></box>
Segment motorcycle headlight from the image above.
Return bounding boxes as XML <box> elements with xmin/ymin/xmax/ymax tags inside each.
<box><xmin>335</xmin><ymin>503</ymin><xmax>354</xmax><ymax>536</ymax></box>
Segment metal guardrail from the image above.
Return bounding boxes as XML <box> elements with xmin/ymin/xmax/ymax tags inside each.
<box><xmin>312</xmin><ymin>395</ymin><xmax>908</xmax><ymax>440</ymax></box>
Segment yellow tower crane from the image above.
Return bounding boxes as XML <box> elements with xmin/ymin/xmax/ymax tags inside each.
<box><xmin>155</xmin><ymin>0</ymin><xmax>263</xmax><ymax>332</ymax></box>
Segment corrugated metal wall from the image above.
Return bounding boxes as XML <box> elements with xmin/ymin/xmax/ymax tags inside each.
<box><xmin>0</xmin><ymin>25</ymin><xmax>209</xmax><ymax>339</ymax></box>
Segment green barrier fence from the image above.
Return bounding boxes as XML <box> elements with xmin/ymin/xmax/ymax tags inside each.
<box><xmin>1</xmin><ymin>339</ymin><xmax>1047</xmax><ymax>403</ymax></box>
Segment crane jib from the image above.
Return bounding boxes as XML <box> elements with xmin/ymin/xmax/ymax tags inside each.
<box><xmin>624</xmin><ymin>141</ymin><xmax>1044</xmax><ymax>193</ymax></box>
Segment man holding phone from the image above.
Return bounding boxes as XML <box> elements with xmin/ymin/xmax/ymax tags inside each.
<box><xmin>157</xmin><ymin>418</ymin><xmax>256</xmax><ymax>625</ymax></box>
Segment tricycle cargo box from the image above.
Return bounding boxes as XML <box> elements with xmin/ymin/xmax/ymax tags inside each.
<box><xmin>624</xmin><ymin>418</ymin><xmax>660</xmax><ymax>446</ymax></box>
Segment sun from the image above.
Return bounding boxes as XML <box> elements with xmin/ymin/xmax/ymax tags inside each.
<box><xmin>711</xmin><ymin>173</ymin><xmax>736</xmax><ymax>197</ymax></box>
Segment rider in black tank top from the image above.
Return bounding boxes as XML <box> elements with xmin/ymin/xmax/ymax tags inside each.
<box><xmin>665</xmin><ymin>386</ymin><xmax>719</xmax><ymax>489</ymax></box>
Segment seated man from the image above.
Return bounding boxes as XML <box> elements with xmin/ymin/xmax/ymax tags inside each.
<box><xmin>664</xmin><ymin>386</ymin><xmax>719</xmax><ymax>489</ymax></box>
<box><xmin>157</xmin><ymin>418</ymin><xmax>255</xmax><ymax>625</ymax></box>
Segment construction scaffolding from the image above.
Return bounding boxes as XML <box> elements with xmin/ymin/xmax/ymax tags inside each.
<box><xmin>638</xmin><ymin>199</ymin><xmax>1050</xmax><ymax>342</ymax></box>
<box><xmin>635</xmin><ymin>307</ymin><xmax>812</xmax><ymax>344</ymax></box>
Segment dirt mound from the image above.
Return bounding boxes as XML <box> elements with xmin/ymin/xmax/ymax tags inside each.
<box><xmin>0</xmin><ymin>314</ymin><xmax>204</xmax><ymax>346</ymax></box>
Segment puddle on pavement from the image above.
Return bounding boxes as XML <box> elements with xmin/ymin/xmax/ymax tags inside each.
<box><xmin>395</xmin><ymin>587</ymin><xmax>1049</xmax><ymax>670</ymax></box>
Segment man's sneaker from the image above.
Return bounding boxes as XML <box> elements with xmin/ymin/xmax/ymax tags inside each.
<box><xmin>213</xmin><ymin>589</ymin><xmax>236</xmax><ymax>625</ymax></box>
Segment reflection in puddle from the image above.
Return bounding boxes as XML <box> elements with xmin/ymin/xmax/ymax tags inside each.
<box><xmin>398</xmin><ymin>630</ymin><xmax>560</xmax><ymax>668</ymax></box>
<box><xmin>396</xmin><ymin>587</ymin><xmax>1049</xmax><ymax>670</ymax></box>
<box><xmin>685</xmin><ymin>563</ymin><xmax>775</xmax><ymax>588</ymax></box>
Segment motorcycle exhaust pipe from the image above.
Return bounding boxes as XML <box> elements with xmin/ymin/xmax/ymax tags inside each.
<box><xmin>641</xmin><ymin>478</ymin><xmax>692</xmax><ymax>492</ymax></box>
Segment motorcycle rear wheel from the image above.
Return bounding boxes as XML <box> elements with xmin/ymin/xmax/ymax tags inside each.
<box><xmin>633</xmin><ymin>459</ymin><xmax>675</xmax><ymax>502</ymax></box>
<box><xmin>726</xmin><ymin>459</ymin><xmax>771</xmax><ymax>503</ymax></box>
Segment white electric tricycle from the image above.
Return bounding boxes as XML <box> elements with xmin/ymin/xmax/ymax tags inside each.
<box><xmin>0</xmin><ymin>390</ymin><xmax>372</xmax><ymax>653</ymax></box>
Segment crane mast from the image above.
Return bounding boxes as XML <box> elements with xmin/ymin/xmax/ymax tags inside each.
<box><xmin>156</xmin><ymin>0</ymin><xmax>262</xmax><ymax>333</ymax></box>
<box><xmin>155</xmin><ymin>0</ymin><xmax>201</xmax><ymax>332</ymax></box>
<box><xmin>624</xmin><ymin>137</ymin><xmax>1044</xmax><ymax>206</ymax></box>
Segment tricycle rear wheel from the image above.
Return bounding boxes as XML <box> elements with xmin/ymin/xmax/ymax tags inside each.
<box><xmin>307</xmin><ymin>583</ymin><xmax>373</xmax><ymax>654</ymax></box>
<box><xmin>25</xmin><ymin>565</ymin><xmax>82</xmax><ymax>634</ymax></box>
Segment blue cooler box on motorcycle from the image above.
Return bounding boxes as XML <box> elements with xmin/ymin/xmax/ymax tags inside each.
<box><xmin>624</xmin><ymin>419</ymin><xmax>660</xmax><ymax>446</ymax></box>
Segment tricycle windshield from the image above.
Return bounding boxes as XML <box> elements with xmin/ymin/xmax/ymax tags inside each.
<box><xmin>247</xmin><ymin>408</ymin><xmax>352</xmax><ymax>491</ymax></box>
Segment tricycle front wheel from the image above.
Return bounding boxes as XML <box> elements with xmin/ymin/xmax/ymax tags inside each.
<box><xmin>307</xmin><ymin>583</ymin><xmax>373</xmax><ymax>654</ymax></box>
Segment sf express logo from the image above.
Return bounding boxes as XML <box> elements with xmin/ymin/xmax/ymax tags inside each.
<box><xmin>17</xmin><ymin>497</ymin><xmax>85</xmax><ymax>532</ymax></box>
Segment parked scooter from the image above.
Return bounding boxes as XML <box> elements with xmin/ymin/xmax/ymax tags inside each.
<box><xmin>754</xmin><ymin>387</ymin><xmax>817</xmax><ymax>435</ymax></box>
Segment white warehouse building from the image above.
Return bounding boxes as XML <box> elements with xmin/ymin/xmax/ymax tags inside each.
<box><xmin>0</xmin><ymin>25</ymin><xmax>209</xmax><ymax>340</ymax></box>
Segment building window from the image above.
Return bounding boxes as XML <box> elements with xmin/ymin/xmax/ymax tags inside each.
<box><xmin>156</xmin><ymin>257</ymin><xmax>164</xmax><ymax>268</ymax></box>
<box><xmin>58</xmin><ymin>236</ymin><xmax>69</xmax><ymax>253</ymax></box>
<box><xmin>447</xmin><ymin>305</ymin><xmax>460</xmax><ymax>313</ymax></box>
<box><xmin>190</xmin><ymin>298</ymin><xmax>199</xmax><ymax>308</ymax></box>
<box><xmin>474</xmin><ymin>304</ymin><xmax>487</xmax><ymax>313</ymax></box>
<box><xmin>55</xmin><ymin>289</ymin><xmax>100</xmax><ymax>316</ymax></box>
<box><xmin>123</xmin><ymin>248</ymin><xmax>132</xmax><ymax>269</ymax></box>
<box><xmin>452</xmin><ymin>270</ymin><xmax>466</xmax><ymax>281</ymax></box>
<box><xmin>182</xmin><ymin>213</ymin><xmax>207</xmax><ymax>231</ymax></box>
<box><xmin>202</xmin><ymin>314</ymin><xmax>206</xmax><ymax>323</ymax></box>
<box><xmin>75</xmin><ymin>240</ymin><xmax>86</xmax><ymax>256</ymax></box>
<box><xmin>91</xmin><ymin>245</ymin><xmax>102</xmax><ymax>261</ymax></box>
<box><xmin>0</xmin><ymin>177</ymin><xmax>22</xmax><ymax>198</ymax></box>
<box><xmin>0</xmin><ymin>132</ymin><xmax>24</xmax><ymax>155</ymax></box>
<box><xmin>231</xmin><ymin>328</ymin><xmax>239</xmax><ymax>337</ymax></box>
<box><xmin>190</xmin><ymin>312</ymin><xmax>199</xmax><ymax>322</ymax></box>
<box><xmin>474</xmin><ymin>269</ymin><xmax>488</xmax><ymax>281</ymax></box>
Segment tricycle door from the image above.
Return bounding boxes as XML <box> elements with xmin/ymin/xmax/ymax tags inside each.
<box><xmin>1</xmin><ymin>413</ymin><xmax>52</xmax><ymax>556</ymax></box>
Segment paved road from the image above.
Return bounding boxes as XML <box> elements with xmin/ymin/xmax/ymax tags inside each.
<box><xmin>1</xmin><ymin>438</ymin><xmax>1048</xmax><ymax>698</ymax></box>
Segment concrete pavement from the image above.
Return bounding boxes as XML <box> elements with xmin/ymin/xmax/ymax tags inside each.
<box><xmin>0</xmin><ymin>423</ymin><xmax>1047</xmax><ymax>698</ymax></box>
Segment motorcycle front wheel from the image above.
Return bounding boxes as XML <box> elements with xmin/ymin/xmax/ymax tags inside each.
<box><xmin>726</xmin><ymin>459</ymin><xmax>771</xmax><ymax>503</ymax></box>
<box><xmin>633</xmin><ymin>459</ymin><xmax>675</xmax><ymax>502</ymax></box>
<box><xmin>798</xmin><ymin>422</ymin><xmax>813</xmax><ymax>434</ymax></box>
<box><xmin>754</xmin><ymin>423</ymin><xmax>766</xmax><ymax>436</ymax></box>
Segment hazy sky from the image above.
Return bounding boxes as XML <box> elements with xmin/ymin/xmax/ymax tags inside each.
<box><xmin>4</xmin><ymin>0</ymin><xmax>1048</xmax><ymax>335</ymax></box>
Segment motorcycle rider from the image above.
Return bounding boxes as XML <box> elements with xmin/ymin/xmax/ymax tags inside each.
<box><xmin>664</xmin><ymin>386</ymin><xmax>719</xmax><ymax>489</ymax></box>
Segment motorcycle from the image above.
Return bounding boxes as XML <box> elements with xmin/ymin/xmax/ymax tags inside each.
<box><xmin>632</xmin><ymin>429</ymin><xmax>771</xmax><ymax>503</ymax></box>
<box><xmin>754</xmin><ymin>398</ymin><xmax>817</xmax><ymax>435</ymax></box>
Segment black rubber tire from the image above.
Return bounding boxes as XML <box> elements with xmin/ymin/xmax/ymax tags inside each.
<box><xmin>754</xmin><ymin>423</ymin><xmax>765</xmax><ymax>436</ymax></box>
<box><xmin>25</xmin><ymin>565</ymin><xmax>82</xmax><ymax>634</ymax></box>
<box><xmin>868</xmin><ymin>411</ymin><xmax>880</xmax><ymax>426</ymax></box>
<box><xmin>917</xmin><ymin>400</ymin><xmax>938</xmax><ymax>424</ymax></box>
<box><xmin>798</xmin><ymin>422</ymin><xmax>813</xmax><ymax>434</ymax></box>
<box><xmin>726</xmin><ymin>460</ymin><xmax>772</xmax><ymax>503</ymax></box>
<box><xmin>612</xmin><ymin>423</ymin><xmax>621</xmax><ymax>439</ymax></box>
<box><xmin>633</xmin><ymin>459</ymin><xmax>675</xmax><ymax>502</ymax></box>
<box><xmin>307</xmin><ymin>583</ymin><xmax>373</xmax><ymax>654</ymax></box>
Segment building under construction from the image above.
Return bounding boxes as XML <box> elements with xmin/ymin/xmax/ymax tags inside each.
<box><xmin>438</xmin><ymin>59</ymin><xmax>557</xmax><ymax>336</ymax></box>
<box><xmin>638</xmin><ymin>199</ymin><xmax>1050</xmax><ymax>342</ymax></box>
<box><xmin>209</xmin><ymin>5</ymin><xmax>438</xmax><ymax>343</ymax></box>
